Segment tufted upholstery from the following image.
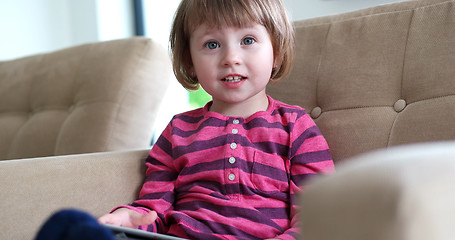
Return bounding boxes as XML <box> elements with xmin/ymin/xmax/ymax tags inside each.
<box><xmin>267</xmin><ymin>0</ymin><xmax>455</xmax><ymax>163</ymax></box>
<box><xmin>0</xmin><ymin>37</ymin><xmax>172</xmax><ymax>160</ymax></box>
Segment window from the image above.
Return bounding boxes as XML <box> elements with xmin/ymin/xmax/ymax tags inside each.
<box><xmin>139</xmin><ymin>0</ymin><xmax>212</xmax><ymax>141</ymax></box>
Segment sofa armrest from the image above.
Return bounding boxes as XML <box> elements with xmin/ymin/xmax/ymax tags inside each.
<box><xmin>299</xmin><ymin>141</ymin><xmax>455</xmax><ymax>240</ymax></box>
<box><xmin>0</xmin><ymin>149</ymin><xmax>149</xmax><ymax>240</ymax></box>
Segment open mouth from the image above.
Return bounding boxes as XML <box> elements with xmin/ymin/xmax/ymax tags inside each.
<box><xmin>222</xmin><ymin>76</ymin><xmax>245</xmax><ymax>83</ymax></box>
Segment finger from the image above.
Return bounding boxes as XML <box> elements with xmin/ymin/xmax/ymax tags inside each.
<box><xmin>144</xmin><ymin>211</ymin><xmax>158</xmax><ymax>224</ymax></box>
<box><xmin>132</xmin><ymin>211</ymin><xmax>158</xmax><ymax>227</ymax></box>
<box><xmin>98</xmin><ymin>214</ymin><xmax>110</xmax><ymax>224</ymax></box>
<box><xmin>98</xmin><ymin>214</ymin><xmax>117</xmax><ymax>225</ymax></box>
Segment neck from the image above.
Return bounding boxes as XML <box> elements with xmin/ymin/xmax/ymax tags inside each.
<box><xmin>209</xmin><ymin>94</ymin><xmax>269</xmax><ymax>118</ymax></box>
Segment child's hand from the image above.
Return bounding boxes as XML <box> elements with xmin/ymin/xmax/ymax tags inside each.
<box><xmin>98</xmin><ymin>208</ymin><xmax>157</xmax><ymax>229</ymax></box>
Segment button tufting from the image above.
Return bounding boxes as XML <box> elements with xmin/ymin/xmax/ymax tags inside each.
<box><xmin>310</xmin><ymin>107</ymin><xmax>322</xmax><ymax>119</ymax></box>
<box><xmin>394</xmin><ymin>99</ymin><xmax>407</xmax><ymax>112</ymax></box>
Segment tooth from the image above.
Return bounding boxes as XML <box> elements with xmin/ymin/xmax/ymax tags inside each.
<box><xmin>227</xmin><ymin>76</ymin><xmax>240</xmax><ymax>81</ymax></box>
<box><xmin>223</xmin><ymin>76</ymin><xmax>244</xmax><ymax>82</ymax></box>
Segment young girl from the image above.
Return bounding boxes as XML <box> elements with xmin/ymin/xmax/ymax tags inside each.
<box><xmin>99</xmin><ymin>0</ymin><xmax>334</xmax><ymax>239</ymax></box>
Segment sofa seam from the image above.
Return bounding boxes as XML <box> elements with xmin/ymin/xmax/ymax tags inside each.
<box><xmin>407</xmin><ymin>94</ymin><xmax>455</xmax><ymax>105</ymax></box>
<box><xmin>315</xmin><ymin>22</ymin><xmax>332</xmax><ymax>109</ymax></box>
<box><xmin>386</xmin><ymin>94</ymin><xmax>455</xmax><ymax>148</ymax></box>
<box><xmin>387</xmin><ymin>3</ymin><xmax>417</xmax><ymax>148</ymax></box>
<box><xmin>320</xmin><ymin>105</ymin><xmax>392</xmax><ymax>113</ymax></box>
<box><xmin>320</xmin><ymin>93</ymin><xmax>455</xmax><ymax>115</ymax></box>
<box><xmin>55</xmin><ymin>43</ymin><xmax>94</xmax><ymax>154</ymax></box>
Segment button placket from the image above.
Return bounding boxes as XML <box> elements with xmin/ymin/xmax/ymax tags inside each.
<box><xmin>227</xmin><ymin>118</ymin><xmax>241</xmax><ymax>184</ymax></box>
<box><xmin>228</xmin><ymin>141</ymin><xmax>238</xmax><ymax>182</ymax></box>
<box><xmin>231</xmin><ymin>119</ymin><xmax>240</xmax><ymax>134</ymax></box>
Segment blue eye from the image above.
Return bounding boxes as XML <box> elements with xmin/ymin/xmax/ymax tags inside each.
<box><xmin>242</xmin><ymin>37</ymin><xmax>255</xmax><ymax>45</ymax></box>
<box><xmin>206</xmin><ymin>41</ymin><xmax>219</xmax><ymax>49</ymax></box>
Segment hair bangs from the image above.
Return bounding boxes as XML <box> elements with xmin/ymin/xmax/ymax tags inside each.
<box><xmin>184</xmin><ymin>0</ymin><xmax>265</xmax><ymax>35</ymax></box>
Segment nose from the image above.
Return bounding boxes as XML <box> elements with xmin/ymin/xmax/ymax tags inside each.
<box><xmin>221</xmin><ymin>46</ymin><xmax>241</xmax><ymax>67</ymax></box>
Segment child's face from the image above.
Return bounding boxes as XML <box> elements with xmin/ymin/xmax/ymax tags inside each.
<box><xmin>189</xmin><ymin>23</ymin><xmax>275</xmax><ymax>107</ymax></box>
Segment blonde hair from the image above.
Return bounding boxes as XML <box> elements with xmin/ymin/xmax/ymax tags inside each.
<box><xmin>169</xmin><ymin>0</ymin><xmax>295</xmax><ymax>90</ymax></box>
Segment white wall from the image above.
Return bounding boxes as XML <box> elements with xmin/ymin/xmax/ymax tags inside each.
<box><xmin>96</xmin><ymin>0</ymin><xmax>134</xmax><ymax>41</ymax></box>
<box><xmin>0</xmin><ymin>0</ymin><xmax>133</xmax><ymax>61</ymax></box>
<box><xmin>143</xmin><ymin>0</ymin><xmax>181</xmax><ymax>48</ymax></box>
<box><xmin>1</xmin><ymin>0</ymin><xmax>71</xmax><ymax>60</ymax></box>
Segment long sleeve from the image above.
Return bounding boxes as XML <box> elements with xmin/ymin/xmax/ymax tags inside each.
<box><xmin>276</xmin><ymin>111</ymin><xmax>334</xmax><ymax>240</ymax></box>
<box><xmin>130</xmin><ymin>121</ymin><xmax>179</xmax><ymax>233</ymax></box>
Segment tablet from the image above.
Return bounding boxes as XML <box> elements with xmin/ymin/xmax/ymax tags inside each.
<box><xmin>103</xmin><ymin>224</ymin><xmax>187</xmax><ymax>240</ymax></box>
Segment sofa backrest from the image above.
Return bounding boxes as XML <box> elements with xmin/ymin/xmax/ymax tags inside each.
<box><xmin>0</xmin><ymin>37</ymin><xmax>173</xmax><ymax>160</ymax></box>
<box><xmin>267</xmin><ymin>0</ymin><xmax>455</xmax><ymax>163</ymax></box>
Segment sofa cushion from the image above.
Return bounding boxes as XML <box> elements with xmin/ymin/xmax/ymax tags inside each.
<box><xmin>0</xmin><ymin>37</ymin><xmax>172</xmax><ymax>160</ymax></box>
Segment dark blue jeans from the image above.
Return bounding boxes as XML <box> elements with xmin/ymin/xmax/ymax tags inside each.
<box><xmin>35</xmin><ymin>209</ymin><xmax>115</xmax><ymax>240</ymax></box>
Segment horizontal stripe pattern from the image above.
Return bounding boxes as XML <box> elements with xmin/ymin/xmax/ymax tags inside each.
<box><xmin>128</xmin><ymin>96</ymin><xmax>334</xmax><ymax>240</ymax></box>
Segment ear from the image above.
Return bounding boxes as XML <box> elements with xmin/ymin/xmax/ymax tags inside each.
<box><xmin>273</xmin><ymin>57</ymin><xmax>279</xmax><ymax>69</ymax></box>
<box><xmin>188</xmin><ymin>66</ymin><xmax>196</xmax><ymax>77</ymax></box>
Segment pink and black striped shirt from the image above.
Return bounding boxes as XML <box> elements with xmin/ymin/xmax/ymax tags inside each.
<box><xmin>125</xmin><ymin>96</ymin><xmax>334</xmax><ymax>239</ymax></box>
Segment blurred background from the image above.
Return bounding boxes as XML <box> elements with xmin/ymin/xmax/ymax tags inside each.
<box><xmin>0</xmin><ymin>0</ymin><xmax>406</xmax><ymax>136</ymax></box>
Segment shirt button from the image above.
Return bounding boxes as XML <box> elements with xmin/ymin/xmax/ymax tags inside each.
<box><xmin>228</xmin><ymin>157</ymin><xmax>236</xmax><ymax>164</ymax></box>
<box><xmin>233</xmin><ymin>119</ymin><xmax>240</xmax><ymax>124</ymax></box>
<box><xmin>231</xmin><ymin>129</ymin><xmax>239</xmax><ymax>134</ymax></box>
<box><xmin>228</xmin><ymin>173</ymin><xmax>236</xmax><ymax>181</ymax></box>
<box><xmin>230</xmin><ymin>142</ymin><xmax>237</xmax><ymax>149</ymax></box>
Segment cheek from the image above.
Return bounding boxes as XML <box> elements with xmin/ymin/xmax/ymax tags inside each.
<box><xmin>191</xmin><ymin>54</ymin><xmax>218</xmax><ymax>78</ymax></box>
<box><xmin>257</xmin><ymin>49</ymin><xmax>275</xmax><ymax>73</ymax></box>
<box><xmin>192</xmin><ymin>59</ymin><xmax>206</xmax><ymax>77</ymax></box>
<box><xmin>259</xmin><ymin>42</ymin><xmax>275</xmax><ymax>64</ymax></box>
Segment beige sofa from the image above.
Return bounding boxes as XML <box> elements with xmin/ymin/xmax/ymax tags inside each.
<box><xmin>1</xmin><ymin>0</ymin><xmax>454</xmax><ymax>239</ymax></box>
